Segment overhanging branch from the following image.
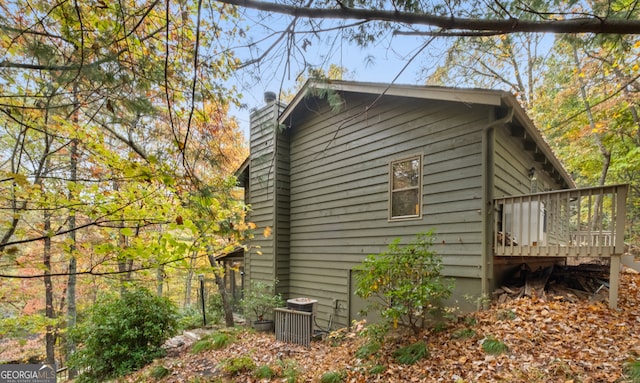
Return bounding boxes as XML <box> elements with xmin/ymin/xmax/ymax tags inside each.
<box><xmin>217</xmin><ymin>0</ymin><xmax>640</xmax><ymax>34</ymax></box>
<box><xmin>0</xmin><ymin>254</ymin><xmax>189</xmax><ymax>279</ymax></box>
<box><xmin>0</xmin><ymin>218</ymin><xmax>169</xmax><ymax>250</ymax></box>
<box><xmin>394</xmin><ymin>30</ymin><xmax>505</xmax><ymax>37</ymax></box>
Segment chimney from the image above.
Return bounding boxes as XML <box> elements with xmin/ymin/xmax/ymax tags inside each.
<box><xmin>264</xmin><ymin>91</ymin><xmax>276</xmax><ymax>104</ymax></box>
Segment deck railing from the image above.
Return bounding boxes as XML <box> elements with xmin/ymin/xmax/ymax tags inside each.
<box><xmin>494</xmin><ymin>184</ymin><xmax>627</xmax><ymax>257</ymax></box>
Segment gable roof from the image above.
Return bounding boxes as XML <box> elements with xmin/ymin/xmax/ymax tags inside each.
<box><xmin>279</xmin><ymin>79</ymin><xmax>575</xmax><ymax>189</ymax></box>
<box><xmin>234</xmin><ymin>155</ymin><xmax>250</xmax><ymax>187</ymax></box>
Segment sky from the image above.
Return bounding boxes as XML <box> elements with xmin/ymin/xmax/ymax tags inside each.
<box><xmin>222</xmin><ymin>8</ymin><xmax>450</xmax><ymax>140</ymax></box>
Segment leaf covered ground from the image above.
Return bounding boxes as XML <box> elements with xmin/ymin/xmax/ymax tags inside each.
<box><xmin>122</xmin><ymin>270</ymin><xmax>640</xmax><ymax>383</ymax></box>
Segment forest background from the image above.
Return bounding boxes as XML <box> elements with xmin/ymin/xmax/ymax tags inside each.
<box><xmin>0</xmin><ymin>0</ymin><xmax>638</xmax><ymax>376</ymax></box>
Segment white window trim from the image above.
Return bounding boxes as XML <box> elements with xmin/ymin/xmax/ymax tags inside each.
<box><xmin>388</xmin><ymin>154</ymin><xmax>423</xmax><ymax>221</ymax></box>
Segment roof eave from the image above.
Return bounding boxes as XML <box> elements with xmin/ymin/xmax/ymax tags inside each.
<box><xmin>279</xmin><ymin>79</ymin><xmax>506</xmax><ymax>125</ymax></box>
<box><xmin>277</xmin><ymin>80</ymin><xmax>575</xmax><ymax>189</ymax></box>
<box><xmin>234</xmin><ymin>156</ymin><xmax>250</xmax><ymax>187</ymax></box>
<box><xmin>502</xmin><ymin>95</ymin><xmax>576</xmax><ymax>189</ymax></box>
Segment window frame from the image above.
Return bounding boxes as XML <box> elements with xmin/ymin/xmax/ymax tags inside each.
<box><xmin>388</xmin><ymin>154</ymin><xmax>423</xmax><ymax>221</ymax></box>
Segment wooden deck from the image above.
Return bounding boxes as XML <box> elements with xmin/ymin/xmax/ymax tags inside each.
<box><xmin>493</xmin><ymin>184</ymin><xmax>628</xmax><ymax>308</ymax></box>
<box><xmin>494</xmin><ymin>185</ymin><xmax>627</xmax><ymax>258</ymax></box>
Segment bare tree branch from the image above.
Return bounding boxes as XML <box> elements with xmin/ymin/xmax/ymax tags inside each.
<box><xmin>182</xmin><ymin>0</ymin><xmax>205</xmax><ymax>177</ymax></box>
<box><xmin>0</xmin><ymin>217</ymin><xmax>170</xmax><ymax>251</ymax></box>
<box><xmin>394</xmin><ymin>30</ymin><xmax>504</xmax><ymax>36</ymax></box>
<box><xmin>0</xmin><ymin>255</ymin><xmax>186</xmax><ymax>279</ymax></box>
<box><xmin>216</xmin><ymin>0</ymin><xmax>640</xmax><ymax>34</ymax></box>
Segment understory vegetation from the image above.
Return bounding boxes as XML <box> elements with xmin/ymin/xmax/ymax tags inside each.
<box><xmin>354</xmin><ymin>231</ymin><xmax>455</xmax><ymax>334</ymax></box>
<box><xmin>123</xmin><ymin>271</ymin><xmax>640</xmax><ymax>382</ymax></box>
<box><xmin>68</xmin><ymin>288</ymin><xmax>178</xmax><ymax>382</ymax></box>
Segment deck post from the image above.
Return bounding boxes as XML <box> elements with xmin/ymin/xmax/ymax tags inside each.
<box><xmin>609</xmin><ymin>185</ymin><xmax>627</xmax><ymax>309</ymax></box>
<box><xmin>609</xmin><ymin>254</ymin><xmax>620</xmax><ymax>309</ymax></box>
<box><xmin>481</xmin><ymin>106</ymin><xmax>512</xmax><ymax>307</ymax></box>
<box><xmin>614</xmin><ymin>185</ymin><xmax>628</xmax><ymax>255</ymax></box>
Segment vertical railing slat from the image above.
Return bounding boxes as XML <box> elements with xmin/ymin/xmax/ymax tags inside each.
<box><xmin>492</xmin><ymin>185</ymin><xmax>626</xmax><ymax>259</ymax></box>
<box><xmin>588</xmin><ymin>190</ymin><xmax>593</xmax><ymax>255</ymax></box>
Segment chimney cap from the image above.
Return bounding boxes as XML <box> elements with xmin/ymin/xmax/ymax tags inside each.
<box><xmin>264</xmin><ymin>91</ymin><xmax>276</xmax><ymax>103</ymax></box>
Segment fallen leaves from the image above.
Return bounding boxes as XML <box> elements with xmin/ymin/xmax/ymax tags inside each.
<box><xmin>0</xmin><ymin>336</ymin><xmax>44</xmax><ymax>364</ymax></box>
<box><xmin>119</xmin><ymin>270</ymin><xmax>640</xmax><ymax>383</ymax></box>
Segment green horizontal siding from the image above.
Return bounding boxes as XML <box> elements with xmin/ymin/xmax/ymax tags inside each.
<box><xmin>246</xmin><ymin>103</ymin><xmax>279</xmax><ymax>285</ymax></box>
<box><xmin>284</xmin><ymin>95</ymin><xmax>489</xmax><ymax>328</ymax></box>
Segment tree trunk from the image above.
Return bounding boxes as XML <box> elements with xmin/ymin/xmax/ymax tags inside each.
<box><xmin>157</xmin><ymin>264</ymin><xmax>164</xmax><ymax>297</ymax></box>
<box><xmin>117</xmin><ymin>249</ymin><xmax>131</xmax><ymax>295</ymax></box>
<box><xmin>66</xmin><ymin>128</ymin><xmax>78</xmax><ymax>378</ymax></box>
<box><xmin>184</xmin><ymin>250</ymin><xmax>198</xmax><ymax>308</ymax></box>
<box><xmin>43</xmin><ymin>210</ymin><xmax>56</xmax><ymax>367</ymax></box>
<box><xmin>630</xmin><ymin>104</ymin><xmax>640</xmax><ymax>144</ymax></box>
<box><xmin>113</xmin><ymin>179</ymin><xmax>131</xmax><ymax>295</ymax></box>
<box><xmin>208</xmin><ymin>255</ymin><xmax>234</xmax><ymax>327</ymax></box>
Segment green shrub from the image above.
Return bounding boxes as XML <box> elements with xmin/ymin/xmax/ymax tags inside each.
<box><xmin>354</xmin><ymin>231</ymin><xmax>454</xmax><ymax>334</ymax></box>
<box><xmin>191</xmin><ymin>338</ymin><xmax>212</xmax><ymax>354</ymax></box>
<box><xmin>69</xmin><ymin>288</ymin><xmax>178</xmax><ymax>382</ymax></box>
<box><xmin>368</xmin><ymin>364</ymin><xmax>386</xmax><ymax>375</ymax></box>
<box><xmin>209</xmin><ymin>331</ymin><xmax>233</xmax><ymax>348</ymax></box>
<box><xmin>255</xmin><ymin>364</ymin><xmax>275</xmax><ymax>379</ymax></box>
<box><xmin>326</xmin><ymin>329</ymin><xmax>347</xmax><ymax>347</ymax></box>
<box><xmin>497</xmin><ymin>309</ymin><xmax>516</xmax><ymax>321</ymax></box>
<box><xmin>177</xmin><ymin>296</ymin><xmax>224</xmax><ymax>330</ymax></box>
<box><xmin>177</xmin><ymin>306</ymin><xmax>203</xmax><ymax>330</ymax></box>
<box><xmin>451</xmin><ymin>328</ymin><xmax>476</xmax><ymax>339</ymax></box>
<box><xmin>463</xmin><ymin>316</ymin><xmax>478</xmax><ymax>326</ymax></box>
<box><xmin>393</xmin><ymin>341</ymin><xmax>429</xmax><ymax>364</ymax></box>
<box><xmin>240</xmin><ymin>280</ymin><xmax>284</xmax><ymax>322</ymax></box>
<box><xmin>149</xmin><ymin>365</ymin><xmax>170</xmax><ymax>380</ymax></box>
<box><xmin>206</xmin><ymin>294</ymin><xmax>224</xmax><ymax>324</ymax></box>
<box><xmin>187</xmin><ymin>377</ymin><xmax>217</xmax><ymax>383</ymax></box>
<box><xmin>433</xmin><ymin>321</ymin><xmax>448</xmax><ymax>332</ymax></box>
<box><xmin>279</xmin><ymin>359</ymin><xmax>300</xmax><ymax>383</ymax></box>
<box><xmin>192</xmin><ymin>332</ymin><xmax>233</xmax><ymax>353</ymax></box>
<box><xmin>355</xmin><ymin>341</ymin><xmax>381</xmax><ymax>360</ymax></box>
<box><xmin>222</xmin><ymin>356</ymin><xmax>256</xmax><ymax>375</ymax></box>
<box><xmin>239</xmin><ymin>358</ymin><xmax>300</xmax><ymax>382</ymax></box>
<box><xmin>320</xmin><ymin>370</ymin><xmax>346</xmax><ymax>383</ymax></box>
<box><xmin>359</xmin><ymin>322</ymin><xmax>388</xmax><ymax>344</ymax></box>
<box><xmin>623</xmin><ymin>358</ymin><xmax>640</xmax><ymax>382</ymax></box>
<box><xmin>481</xmin><ymin>336</ymin><xmax>509</xmax><ymax>355</ymax></box>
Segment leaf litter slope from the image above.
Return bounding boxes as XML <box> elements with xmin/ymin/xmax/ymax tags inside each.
<box><xmin>122</xmin><ymin>270</ymin><xmax>640</xmax><ymax>383</ymax></box>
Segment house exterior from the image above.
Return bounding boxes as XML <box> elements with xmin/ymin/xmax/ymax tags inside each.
<box><xmin>236</xmin><ymin>80</ymin><xmax>627</xmax><ymax>330</ymax></box>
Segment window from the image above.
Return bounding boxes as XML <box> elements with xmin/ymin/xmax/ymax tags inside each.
<box><xmin>389</xmin><ymin>156</ymin><xmax>422</xmax><ymax>220</ymax></box>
